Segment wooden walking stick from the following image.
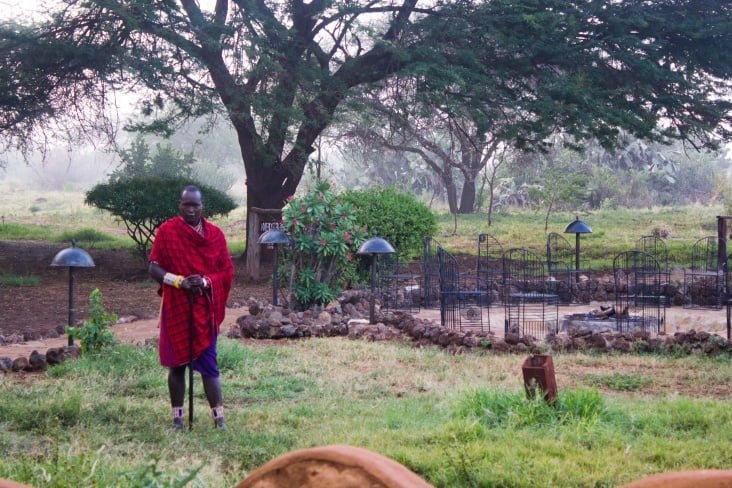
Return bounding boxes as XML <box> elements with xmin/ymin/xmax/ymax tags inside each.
<box><xmin>187</xmin><ymin>291</ymin><xmax>195</xmax><ymax>431</ymax></box>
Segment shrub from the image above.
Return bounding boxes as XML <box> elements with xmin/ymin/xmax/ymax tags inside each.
<box><xmin>0</xmin><ymin>274</ymin><xmax>41</xmax><ymax>287</ymax></box>
<box><xmin>343</xmin><ymin>187</ymin><xmax>437</xmax><ymax>259</ymax></box>
<box><xmin>54</xmin><ymin>228</ymin><xmax>115</xmax><ymax>246</ymax></box>
<box><xmin>85</xmin><ymin>176</ymin><xmax>237</xmax><ymax>259</ymax></box>
<box><xmin>67</xmin><ymin>288</ymin><xmax>117</xmax><ymax>354</ymax></box>
<box><xmin>282</xmin><ymin>180</ymin><xmax>367</xmax><ymax>310</ymax></box>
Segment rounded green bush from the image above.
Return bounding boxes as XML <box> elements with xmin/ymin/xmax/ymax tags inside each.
<box><xmin>343</xmin><ymin>187</ymin><xmax>437</xmax><ymax>259</ymax></box>
<box><xmin>85</xmin><ymin>176</ymin><xmax>237</xmax><ymax>258</ymax></box>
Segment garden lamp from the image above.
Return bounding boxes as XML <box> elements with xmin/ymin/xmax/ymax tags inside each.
<box><xmin>357</xmin><ymin>235</ymin><xmax>395</xmax><ymax>324</ymax></box>
<box><xmin>50</xmin><ymin>240</ymin><xmax>95</xmax><ymax>346</ymax></box>
<box><xmin>257</xmin><ymin>228</ymin><xmax>291</xmax><ymax>306</ymax></box>
<box><xmin>564</xmin><ymin>216</ymin><xmax>592</xmax><ymax>279</ymax></box>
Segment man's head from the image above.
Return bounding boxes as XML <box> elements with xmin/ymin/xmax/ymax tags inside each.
<box><xmin>179</xmin><ymin>185</ymin><xmax>203</xmax><ymax>226</ymax></box>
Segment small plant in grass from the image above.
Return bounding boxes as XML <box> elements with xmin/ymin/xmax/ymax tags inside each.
<box><xmin>67</xmin><ymin>288</ymin><xmax>117</xmax><ymax>354</ymax></box>
<box><xmin>584</xmin><ymin>372</ymin><xmax>650</xmax><ymax>392</ymax></box>
<box><xmin>122</xmin><ymin>456</ymin><xmax>202</xmax><ymax>487</ymax></box>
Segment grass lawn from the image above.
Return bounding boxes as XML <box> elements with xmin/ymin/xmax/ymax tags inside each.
<box><xmin>1</xmin><ymin>339</ymin><xmax>732</xmax><ymax>487</ymax></box>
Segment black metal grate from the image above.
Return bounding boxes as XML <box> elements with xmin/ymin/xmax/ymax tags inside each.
<box><xmin>636</xmin><ymin>235</ymin><xmax>672</xmax><ymax>306</ymax></box>
<box><xmin>422</xmin><ymin>236</ymin><xmax>442</xmax><ymax>309</ymax></box>
<box><xmin>613</xmin><ymin>250</ymin><xmax>666</xmax><ymax>335</ymax></box>
<box><xmin>378</xmin><ymin>254</ymin><xmax>421</xmax><ymax>314</ymax></box>
<box><xmin>477</xmin><ymin>234</ymin><xmax>504</xmax><ymax>305</ymax></box>
<box><xmin>503</xmin><ymin>247</ymin><xmax>558</xmax><ymax>338</ymax></box>
<box><xmin>546</xmin><ymin>232</ymin><xmax>576</xmax><ymax>304</ymax></box>
<box><xmin>437</xmin><ymin>247</ymin><xmax>489</xmax><ymax>332</ymax></box>
<box><xmin>683</xmin><ymin>236</ymin><xmax>722</xmax><ymax>309</ymax></box>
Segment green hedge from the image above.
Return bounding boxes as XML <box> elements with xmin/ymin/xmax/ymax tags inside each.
<box><xmin>343</xmin><ymin>187</ymin><xmax>437</xmax><ymax>259</ymax></box>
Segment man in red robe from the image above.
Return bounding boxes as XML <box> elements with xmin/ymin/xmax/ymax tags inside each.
<box><xmin>149</xmin><ymin>185</ymin><xmax>234</xmax><ymax>429</ymax></box>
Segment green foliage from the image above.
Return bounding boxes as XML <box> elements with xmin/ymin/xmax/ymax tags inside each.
<box><xmin>456</xmin><ymin>388</ymin><xmax>609</xmax><ymax>429</ymax></box>
<box><xmin>282</xmin><ymin>180</ymin><xmax>367</xmax><ymax>310</ymax></box>
<box><xmin>121</xmin><ymin>457</ymin><xmax>203</xmax><ymax>488</ymax></box>
<box><xmin>343</xmin><ymin>187</ymin><xmax>437</xmax><ymax>259</ymax></box>
<box><xmin>584</xmin><ymin>372</ymin><xmax>651</xmax><ymax>392</ymax></box>
<box><xmin>0</xmin><ymin>222</ymin><xmax>52</xmax><ymax>240</ymax></box>
<box><xmin>0</xmin><ymin>274</ymin><xmax>40</xmax><ymax>287</ymax></box>
<box><xmin>85</xmin><ymin>176</ymin><xmax>237</xmax><ymax>258</ymax></box>
<box><xmin>67</xmin><ymin>288</ymin><xmax>117</xmax><ymax>354</ymax></box>
<box><xmin>192</xmin><ymin>158</ymin><xmax>239</xmax><ymax>195</ymax></box>
<box><xmin>109</xmin><ymin>134</ymin><xmax>194</xmax><ymax>183</ymax></box>
<box><xmin>53</xmin><ymin>227</ymin><xmax>115</xmax><ymax>247</ymax></box>
<box><xmin>3</xmin><ymin>0</ymin><xmax>732</xmax><ymax>226</ymax></box>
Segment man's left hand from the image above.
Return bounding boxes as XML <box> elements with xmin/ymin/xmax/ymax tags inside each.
<box><xmin>182</xmin><ymin>274</ymin><xmax>206</xmax><ymax>293</ymax></box>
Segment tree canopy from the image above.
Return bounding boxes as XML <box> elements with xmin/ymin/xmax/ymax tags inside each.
<box><xmin>2</xmin><ymin>0</ymin><xmax>732</xmax><ymax>239</ymax></box>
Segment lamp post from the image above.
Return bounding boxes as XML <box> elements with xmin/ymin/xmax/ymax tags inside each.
<box><xmin>257</xmin><ymin>228</ymin><xmax>291</xmax><ymax>306</ymax></box>
<box><xmin>50</xmin><ymin>241</ymin><xmax>95</xmax><ymax>346</ymax></box>
<box><xmin>564</xmin><ymin>216</ymin><xmax>592</xmax><ymax>281</ymax></box>
<box><xmin>357</xmin><ymin>235</ymin><xmax>395</xmax><ymax>324</ymax></box>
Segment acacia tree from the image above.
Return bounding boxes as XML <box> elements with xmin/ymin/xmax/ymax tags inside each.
<box><xmin>341</xmin><ymin>87</ymin><xmax>507</xmax><ymax>215</ymax></box>
<box><xmin>1</xmin><ymin>0</ymin><xmax>732</xmax><ymax>265</ymax></box>
<box><xmin>334</xmin><ymin>0</ymin><xmax>732</xmax><ymax>217</ymax></box>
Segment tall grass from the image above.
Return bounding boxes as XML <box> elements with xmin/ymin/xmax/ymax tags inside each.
<box><xmin>1</xmin><ymin>184</ymin><xmax>724</xmax><ymax>269</ymax></box>
<box><xmin>3</xmin><ymin>204</ymin><xmax>724</xmax><ymax>272</ymax></box>
<box><xmin>434</xmin><ymin>205</ymin><xmax>723</xmax><ymax>269</ymax></box>
<box><xmin>1</xmin><ymin>338</ymin><xmax>731</xmax><ymax>487</ymax></box>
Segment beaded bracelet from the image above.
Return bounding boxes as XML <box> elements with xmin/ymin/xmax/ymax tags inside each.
<box><xmin>163</xmin><ymin>272</ymin><xmax>184</xmax><ymax>289</ymax></box>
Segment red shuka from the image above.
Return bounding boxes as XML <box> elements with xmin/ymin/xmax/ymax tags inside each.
<box><xmin>149</xmin><ymin>216</ymin><xmax>234</xmax><ymax>367</ymax></box>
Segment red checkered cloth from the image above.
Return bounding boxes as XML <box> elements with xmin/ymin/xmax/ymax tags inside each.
<box><xmin>149</xmin><ymin>216</ymin><xmax>234</xmax><ymax>368</ymax></box>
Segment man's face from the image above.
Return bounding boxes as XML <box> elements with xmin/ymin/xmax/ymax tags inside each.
<box><xmin>179</xmin><ymin>190</ymin><xmax>203</xmax><ymax>225</ymax></box>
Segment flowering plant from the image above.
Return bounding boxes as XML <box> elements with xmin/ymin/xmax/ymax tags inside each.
<box><xmin>282</xmin><ymin>180</ymin><xmax>367</xmax><ymax>310</ymax></box>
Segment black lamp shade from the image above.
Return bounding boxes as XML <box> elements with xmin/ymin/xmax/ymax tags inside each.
<box><xmin>564</xmin><ymin>217</ymin><xmax>592</xmax><ymax>234</ymax></box>
<box><xmin>50</xmin><ymin>245</ymin><xmax>95</xmax><ymax>268</ymax></box>
<box><xmin>357</xmin><ymin>236</ymin><xmax>395</xmax><ymax>255</ymax></box>
<box><xmin>257</xmin><ymin>229</ymin><xmax>291</xmax><ymax>245</ymax></box>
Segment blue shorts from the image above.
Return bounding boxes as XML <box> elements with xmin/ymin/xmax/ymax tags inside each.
<box><xmin>192</xmin><ymin>336</ymin><xmax>220</xmax><ymax>378</ymax></box>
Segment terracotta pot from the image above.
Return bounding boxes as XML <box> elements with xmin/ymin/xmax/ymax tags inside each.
<box><xmin>234</xmin><ymin>444</ymin><xmax>433</xmax><ymax>488</ymax></box>
<box><xmin>620</xmin><ymin>469</ymin><xmax>732</xmax><ymax>487</ymax></box>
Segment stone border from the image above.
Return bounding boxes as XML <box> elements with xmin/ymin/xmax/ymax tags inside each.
<box><xmin>3</xmin><ymin>290</ymin><xmax>730</xmax><ymax>374</ymax></box>
<box><xmin>231</xmin><ymin>290</ymin><xmax>732</xmax><ymax>356</ymax></box>
<box><xmin>0</xmin><ymin>345</ymin><xmax>81</xmax><ymax>373</ymax></box>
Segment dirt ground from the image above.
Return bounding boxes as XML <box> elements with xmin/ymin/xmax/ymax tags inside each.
<box><xmin>0</xmin><ymin>240</ymin><xmax>270</xmax><ymax>339</ymax></box>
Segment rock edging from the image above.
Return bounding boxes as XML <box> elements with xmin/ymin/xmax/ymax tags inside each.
<box><xmin>230</xmin><ymin>290</ymin><xmax>732</xmax><ymax>356</ymax></box>
<box><xmin>0</xmin><ymin>345</ymin><xmax>81</xmax><ymax>373</ymax></box>
<box><xmin>3</xmin><ymin>290</ymin><xmax>730</xmax><ymax>374</ymax></box>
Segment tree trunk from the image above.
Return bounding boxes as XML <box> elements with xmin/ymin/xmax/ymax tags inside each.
<box><xmin>240</xmin><ymin>137</ymin><xmax>309</xmax><ymax>274</ymax></box>
<box><xmin>459</xmin><ymin>179</ymin><xmax>476</xmax><ymax>214</ymax></box>
<box><xmin>444</xmin><ymin>176</ymin><xmax>458</xmax><ymax>214</ymax></box>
